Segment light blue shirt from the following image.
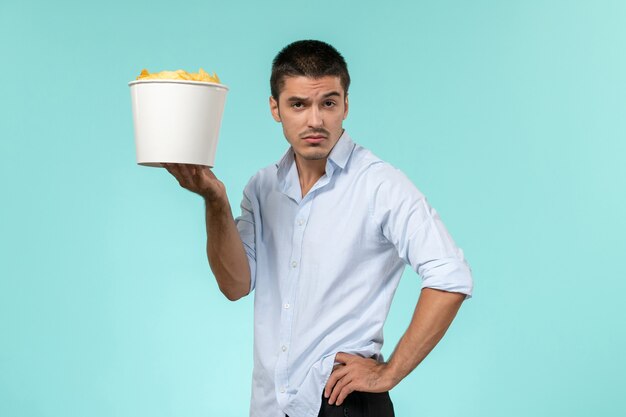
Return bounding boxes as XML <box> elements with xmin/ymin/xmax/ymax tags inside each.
<box><xmin>235</xmin><ymin>131</ymin><xmax>473</xmax><ymax>417</ymax></box>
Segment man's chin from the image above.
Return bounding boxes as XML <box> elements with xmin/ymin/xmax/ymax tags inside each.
<box><xmin>300</xmin><ymin>150</ymin><xmax>330</xmax><ymax>161</ymax></box>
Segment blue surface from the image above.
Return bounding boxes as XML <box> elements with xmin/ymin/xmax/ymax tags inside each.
<box><xmin>1</xmin><ymin>1</ymin><xmax>625</xmax><ymax>416</ymax></box>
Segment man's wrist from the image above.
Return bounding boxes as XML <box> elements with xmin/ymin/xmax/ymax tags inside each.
<box><xmin>381</xmin><ymin>361</ymin><xmax>404</xmax><ymax>390</ymax></box>
<box><xmin>204</xmin><ymin>193</ymin><xmax>230</xmax><ymax>213</ymax></box>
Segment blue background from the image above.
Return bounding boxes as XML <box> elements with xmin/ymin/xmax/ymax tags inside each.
<box><xmin>1</xmin><ymin>1</ymin><xmax>625</xmax><ymax>416</ymax></box>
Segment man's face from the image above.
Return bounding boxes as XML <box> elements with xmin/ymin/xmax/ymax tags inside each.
<box><xmin>270</xmin><ymin>76</ymin><xmax>349</xmax><ymax>162</ymax></box>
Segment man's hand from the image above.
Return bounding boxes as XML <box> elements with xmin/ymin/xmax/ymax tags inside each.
<box><xmin>163</xmin><ymin>163</ymin><xmax>226</xmax><ymax>203</ymax></box>
<box><xmin>323</xmin><ymin>352</ymin><xmax>396</xmax><ymax>406</ymax></box>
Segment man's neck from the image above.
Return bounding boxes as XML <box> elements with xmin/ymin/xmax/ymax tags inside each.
<box><xmin>294</xmin><ymin>156</ymin><xmax>326</xmax><ymax>198</ymax></box>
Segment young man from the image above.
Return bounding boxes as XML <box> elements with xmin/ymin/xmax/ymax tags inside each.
<box><xmin>164</xmin><ymin>40</ymin><xmax>473</xmax><ymax>417</ymax></box>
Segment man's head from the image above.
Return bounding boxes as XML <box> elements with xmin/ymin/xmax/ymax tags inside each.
<box><xmin>270</xmin><ymin>40</ymin><xmax>351</xmax><ymax>163</ymax></box>
<box><xmin>270</xmin><ymin>40</ymin><xmax>350</xmax><ymax>100</ymax></box>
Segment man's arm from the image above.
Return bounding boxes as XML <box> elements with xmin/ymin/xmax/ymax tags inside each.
<box><xmin>324</xmin><ymin>288</ymin><xmax>466</xmax><ymax>406</ymax></box>
<box><xmin>163</xmin><ymin>163</ymin><xmax>251</xmax><ymax>301</ymax></box>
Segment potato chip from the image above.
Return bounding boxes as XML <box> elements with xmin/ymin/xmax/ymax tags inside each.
<box><xmin>136</xmin><ymin>68</ymin><xmax>220</xmax><ymax>83</ymax></box>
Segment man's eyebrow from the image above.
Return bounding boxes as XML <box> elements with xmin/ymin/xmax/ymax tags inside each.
<box><xmin>286</xmin><ymin>96</ymin><xmax>308</xmax><ymax>102</ymax></box>
<box><xmin>322</xmin><ymin>91</ymin><xmax>341</xmax><ymax>98</ymax></box>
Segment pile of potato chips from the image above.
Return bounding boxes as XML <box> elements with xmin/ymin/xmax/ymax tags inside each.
<box><xmin>136</xmin><ymin>68</ymin><xmax>220</xmax><ymax>83</ymax></box>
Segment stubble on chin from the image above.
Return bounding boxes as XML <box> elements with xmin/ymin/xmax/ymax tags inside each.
<box><xmin>301</xmin><ymin>151</ymin><xmax>329</xmax><ymax>161</ymax></box>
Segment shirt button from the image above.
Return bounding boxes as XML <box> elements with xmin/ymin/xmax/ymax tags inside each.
<box><xmin>280</xmin><ymin>387</ymin><xmax>286</xmax><ymax>393</ymax></box>
<box><xmin>297</xmin><ymin>219</ymin><xmax>305</xmax><ymax>226</ymax></box>
<box><xmin>291</xmin><ymin>261</ymin><xmax>297</xmax><ymax>268</ymax></box>
<box><xmin>282</xmin><ymin>345</ymin><xmax>287</xmax><ymax>352</ymax></box>
<box><xmin>284</xmin><ymin>303</ymin><xmax>290</xmax><ymax>309</ymax></box>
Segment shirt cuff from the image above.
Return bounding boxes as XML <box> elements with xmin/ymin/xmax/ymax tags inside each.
<box><xmin>419</xmin><ymin>257</ymin><xmax>473</xmax><ymax>299</ymax></box>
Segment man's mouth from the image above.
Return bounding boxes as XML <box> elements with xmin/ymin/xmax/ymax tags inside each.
<box><xmin>303</xmin><ymin>135</ymin><xmax>326</xmax><ymax>144</ymax></box>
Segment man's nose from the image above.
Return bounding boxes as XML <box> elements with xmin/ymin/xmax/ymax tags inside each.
<box><xmin>307</xmin><ymin>107</ymin><xmax>323</xmax><ymax>128</ymax></box>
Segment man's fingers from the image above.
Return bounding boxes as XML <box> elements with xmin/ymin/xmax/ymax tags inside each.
<box><xmin>164</xmin><ymin>163</ymin><xmax>210</xmax><ymax>181</ymax></box>
<box><xmin>178</xmin><ymin>164</ymin><xmax>194</xmax><ymax>185</ymax></box>
<box><xmin>335</xmin><ymin>352</ymin><xmax>362</xmax><ymax>365</ymax></box>
<box><xmin>164</xmin><ymin>163</ymin><xmax>184</xmax><ymax>183</ymax></box>
<box><xmin>163</xmin><ymin>163</ymin><xmax>222</xmax><ymax>200</ymax></box>
<box><xmin>334</xmin><ymin>352</ymin><xmax>354</xmax><ymax>364</ymax></box>
<box><xmin>325</xmin><ymin>352</ymin><xmax>357</xmax><ymax>403</ymax></box>
<box><xmin>164</xmin><ymin>163</ymin><xmax>182</xmax><ymax>176</ymax></box>
<box><xmin>328</xmin><ymin>375</ymin><xmax>350</xmax><ymax>405</ymax></box>
<box><xmin>324</xmin><ymin>365</ymin><xmax>349</xmax><ymax>398</ymax></box>
<box><xmin>335</xmin><ymin>384</ymin><xmax>354</xmax><ymax>406</ymax></box>
<box><xmin>334</xmin><ymin>352</ymin><xmax>347</xmax><ymax>364</ymax></box>
<box><xmin>163</xmin><ymin>162</ymin><xmax>174</xmax><ymax>175</ymax></box>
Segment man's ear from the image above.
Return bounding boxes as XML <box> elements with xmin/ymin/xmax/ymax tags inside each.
<box><xmin>269</xmin><ymin>96</ymin><xmax>281</xmax><ymax>122</ymax></box>
<box><xmin>343</xmin><ymin>94</ymin><xmax>349</xmax><ymax>120</ymax></box>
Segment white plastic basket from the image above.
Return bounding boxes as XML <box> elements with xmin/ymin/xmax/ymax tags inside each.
<box><xmin>129</xmin><ymin>79</ymin><xmax>229</xmax><ymax>167</ymax></box>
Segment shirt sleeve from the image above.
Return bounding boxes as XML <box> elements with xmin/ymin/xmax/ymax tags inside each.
<box><xmin>369</xmin><ymin>164</ymin><xmax>473</xmax><ymax>298</ymax></box>
<box><xmin>235</xmin><ymin>176</ymin><xmax>257</xmax><ymax>293</ymax></box>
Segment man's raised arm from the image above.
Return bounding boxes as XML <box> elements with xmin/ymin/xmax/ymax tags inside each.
<box><xmin>163</xmin><ymin>163</ymin><xmax>251</xmax><ymax>301</ymax></box>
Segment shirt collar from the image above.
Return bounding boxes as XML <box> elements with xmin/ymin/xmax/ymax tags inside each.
<box><xmin>327</xmin><ymin>130</ymin><xmax>355</xmax><ymax>171</ymax></box>
<box><xmin>276</xmin><ymin>130</ymin><xmax>355</xmax><ymax>180</ymax></box>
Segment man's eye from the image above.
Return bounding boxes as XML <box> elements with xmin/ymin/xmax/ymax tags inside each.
<box><xmin>292</xmin><ymin>102</ymin><xmax>304</xmax><ymax>109</ymax></box>
<box><xmin>324</xmin><ymin>101</ymin><xmax>336</xmax><ymax>107</ymax></box>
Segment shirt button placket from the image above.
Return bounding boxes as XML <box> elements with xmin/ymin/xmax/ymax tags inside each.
<box><xmin>276</xmin><ymin>201</ymin><xmax>311</xmax><ymax>403</ymax></box>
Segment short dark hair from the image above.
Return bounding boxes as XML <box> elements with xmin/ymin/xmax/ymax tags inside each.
<box><xmin>270</xmin><ymin>40</ymin><xmax>350</xmax><ymax>99</ymax></box>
